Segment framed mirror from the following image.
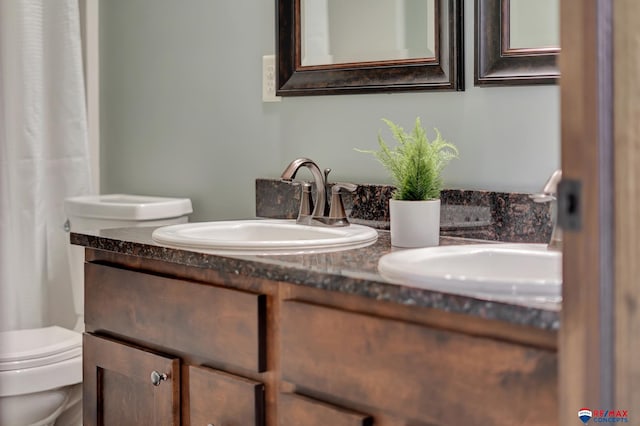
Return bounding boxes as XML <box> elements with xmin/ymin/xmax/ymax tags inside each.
<box><xmin>277</xmin><ymin>0</ymin><xmax>464</xmax><ymax>96</ymax></box>
<box><xmin>475</xmin><ymin>0</ymin><xmax>560</xmax><ymax>86</ymax></box>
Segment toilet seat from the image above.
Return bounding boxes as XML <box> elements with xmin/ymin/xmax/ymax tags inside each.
<box><xmin>0</xmin><ymin>326</ymin><xmax>81</xmax><ymax>371</ymax></box>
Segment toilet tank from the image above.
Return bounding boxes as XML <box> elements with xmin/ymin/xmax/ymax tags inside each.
<box><xmin>64</xmin><ymin>194</ymin><xmax>193</xmax><ymax>331</ymax></box>
<box><xmin>64</xmin><ymin>194</ymin><xmax>193</xmax><ymax>230</ymax></box>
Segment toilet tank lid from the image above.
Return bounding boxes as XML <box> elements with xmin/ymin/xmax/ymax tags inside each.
<box><xmin>0</xmin><ymin>326</ymin><xmax>81</xmax><ymax>364</ymax></box>
<box><xmin>64</xmin><ymin>194</ymin><xmax>193</xmax><ymax>220</ymax></box>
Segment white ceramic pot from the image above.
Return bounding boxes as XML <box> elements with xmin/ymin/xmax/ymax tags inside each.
<box><xmin>389</xmin><ymin>199</ymin><xmax>441</xmax><ymax>248</ymax></box>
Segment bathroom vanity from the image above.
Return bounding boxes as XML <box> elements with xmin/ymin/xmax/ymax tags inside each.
<box><xmin>73</xmin><ymin>227</ymin><xmax>559</xmax><ymax>426</ymax></box>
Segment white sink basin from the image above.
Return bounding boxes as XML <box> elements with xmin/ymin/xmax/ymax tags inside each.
<box><xmin>152</xmin><ymin>219</ymin><xmax>378</xmax><ymax>255</ymax></box>
<box><xmin>378</xmin><ymin>243</ymin><xmax>561</xmax><ymax>302</ymax></box>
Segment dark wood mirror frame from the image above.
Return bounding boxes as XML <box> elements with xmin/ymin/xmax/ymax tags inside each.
<box><xmin>475</xmin><ymin>0</ymin><xmax>559</xmax><ymax>86</ymax></box>
<box><xmin>276</xmin><ymin>0</ymin><xmax>464</xmax><ymax>96</ymax></box>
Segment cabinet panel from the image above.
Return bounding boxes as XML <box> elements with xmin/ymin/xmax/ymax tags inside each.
<box><xmin>188</xmin><ymin>365</ymin><xmax>264</xmax><ymax>426</ymax></box>
<box><xmin>85</xmin><ymin>263</ymin><xmax>266</xmax><ymax>372</ymax></box>
<box><xmin>279</xmin><ymin>393</ymin><xmax>372</xmax><ymax>426</ymax></box>
<box><xmin>281</xmin><ymin>301</ymin><xmax>557</xmax><ymax>425</ymax></box>
<box><xmin>83</xmin><ymin>333</ymin><xmax>180</xmax><ymax>426</ymax></box>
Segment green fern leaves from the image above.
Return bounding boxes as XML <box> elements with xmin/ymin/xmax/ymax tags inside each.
<box><xmin>357</xmin><ymin>118</ymin><xmax>458</xmax><ymax>201</ymax></box>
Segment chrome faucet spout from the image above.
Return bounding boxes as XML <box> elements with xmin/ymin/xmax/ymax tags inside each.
<box><xmin>531</xmin><ymin>170</ymin><xmax>563</xmax><ymax>250</ymax></box>
<box><xmin>542</xmin><ymin>170</ymin><xmax>563</xmax><ymax>199</ymax></box>
<box><xmin>280</xmin><ymin>158</ymin><xmax>327</xmax><ymax>219</ymax></box>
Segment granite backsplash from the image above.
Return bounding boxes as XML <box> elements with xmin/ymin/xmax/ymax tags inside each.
<box><xmin>255</xmin><ymin>179</ymin><xmax>552</xmax><ymax>243</ymax></box>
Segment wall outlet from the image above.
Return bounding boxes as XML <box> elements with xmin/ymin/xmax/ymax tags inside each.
<box><xmin>262</xmin><ymin>55</ymin><xmax>281</xmax><ymax>103</ymax></box>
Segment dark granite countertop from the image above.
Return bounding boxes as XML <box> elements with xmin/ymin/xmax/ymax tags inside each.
<box><xmin>71</xmin><ymin>226</ymin><xmax>560</xmax><ymax>332</ymax></box>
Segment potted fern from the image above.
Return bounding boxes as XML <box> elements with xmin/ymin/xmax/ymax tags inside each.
<box><xmin>358</xmin><ymin>118</ymin><xmax>459</xmax><ymax>247</ymax></box>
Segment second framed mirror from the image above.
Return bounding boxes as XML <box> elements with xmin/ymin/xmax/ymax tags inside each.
<box><xmin>475</xmin><ymin>0</ymin><xmax>560</xmax><ymax>86</ymax></box>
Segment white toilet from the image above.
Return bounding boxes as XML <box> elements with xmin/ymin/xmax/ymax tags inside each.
<box><xmin>0</xmin><ymin>194</ymin><xmax>192</xmax><ymax>426</ymax></box>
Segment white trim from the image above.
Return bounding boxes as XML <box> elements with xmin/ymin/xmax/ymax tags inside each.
<box><xmin>81</xmin><ymin>0</ymin><xmax>100</xmax><ymax>193</ymax></box>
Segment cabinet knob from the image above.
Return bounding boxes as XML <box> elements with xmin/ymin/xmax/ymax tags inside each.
<box><xmin>150</xmin><ymin>370</ymin><xmax>168</xmax><ymax>386</ymax></box>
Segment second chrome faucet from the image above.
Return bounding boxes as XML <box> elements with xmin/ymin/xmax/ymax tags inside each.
<box><xmin>280</xmin><ymin>158</ymin><xmax>357</xmax><ymax>227</ymax></box>
<box><xmin>531</xmin><ymin>169</ymin><xmax>563</xmax><ymax>250</ymax></box>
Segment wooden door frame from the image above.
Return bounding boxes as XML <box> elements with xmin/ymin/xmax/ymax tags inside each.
<box><xmin>612</xmin><ymin>0</ymin><xmax>640</xmax><ymax>413</ymax></box>
<box><xmin>560</xmin><ymin>0</ymin><xmax>640</xmax><ymax>422</ymax></box>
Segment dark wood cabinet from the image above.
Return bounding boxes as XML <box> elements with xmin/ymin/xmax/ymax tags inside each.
<box><xmin>82</xmin><ymin>248</ymin><xmax>557</xmax><ymax>425</ymax></box>
<box><xmin>83</xmin><ymin>261</ymin><xmax>267</xmax><ymax>426</ymax></box>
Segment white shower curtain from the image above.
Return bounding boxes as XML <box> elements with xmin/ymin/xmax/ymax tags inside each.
<box><xmin>0</xmin><ymin>0</ymin><xmax>93</xmax><ymax>331</ymax></box>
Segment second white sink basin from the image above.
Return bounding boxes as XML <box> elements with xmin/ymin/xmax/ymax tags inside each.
<box><xmin>378</xmin><ymin>243</ymin><xmax>561</xmax><ymax>302</ymax></box>
<box><xmin>152</xmin><ymin>219</ymin><xmax>378</xmax><ymax>255</ymax></box>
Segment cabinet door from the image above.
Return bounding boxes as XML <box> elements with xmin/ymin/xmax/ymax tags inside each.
<box><xmin>83</xmin><ymin>333</ymin><xmax>180</xmax><ymax>426</ymax></box>
<box><xmin>188</xmin><ymin>365</ymin><xmax>264</xmax><ymax>426</ymax></box>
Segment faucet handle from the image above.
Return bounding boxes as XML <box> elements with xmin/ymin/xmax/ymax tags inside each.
<box><xmin>332</xmin><ymin>182</ymin><xmax>358</xmax><ymax>193</ymax></box>
<box><xmin>328</xmin><ymin>183</ymin><xmax>358</xmax><ymax>224</ymax></box>
<box><xmin>298</xmin><ymin>181</ymin><xmax>314</xmax><ymax>219</ymax></box>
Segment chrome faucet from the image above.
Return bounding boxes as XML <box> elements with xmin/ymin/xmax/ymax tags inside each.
<box><xmin>531</xmin><ymin>170</ymin><xmax>563</xmax><ymax>250</ymax></box>
<box><xmin>280</xmin><ymin>158</ymin><xmax>356</xmax><ymax>227</ymax></box>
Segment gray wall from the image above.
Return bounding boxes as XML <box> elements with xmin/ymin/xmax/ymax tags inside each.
<box><xmin>100</xmin><ymin>0</ymin><xmax>560</xmax><ymax>222</ymax></box>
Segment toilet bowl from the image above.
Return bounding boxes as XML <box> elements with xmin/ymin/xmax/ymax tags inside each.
<box><xmin>0</xmin><ymin>327</ymin><xmax>82</xmax><ymax>426</ymax></box>
<box><xmin>0</xmin><ymin>194</ymin><xmax>192</xmax><ymax>426</ymax></box>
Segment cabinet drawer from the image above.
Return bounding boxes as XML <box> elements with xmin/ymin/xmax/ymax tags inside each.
<box><xmin>85</xmin><ymin>263</ymin><xmax>266</xmax><ymax>372</ymax></box>
<box><xmin>279</xmin><ymin>393</ymin><xmax>372</xmax><ymax>426</ymax></box>
<box><xmin>188</xmin><ymin>366</ymin><xmax>264</xmax><ymax>426</ymax></box>
<box><xmin>281</xmin><ymin>301</ymin><xmax>557</xmax><ymax>425</ymax></box>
